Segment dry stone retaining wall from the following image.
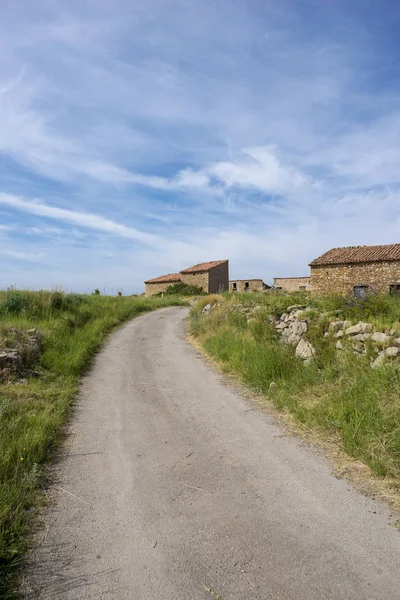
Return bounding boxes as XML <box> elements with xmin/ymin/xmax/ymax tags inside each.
<box><xmin>202</xmin><ymin>300</ymin><xmax>400</xmax><ymax>369</ymax></box>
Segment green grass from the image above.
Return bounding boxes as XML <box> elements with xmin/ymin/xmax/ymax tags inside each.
<box><xmin>190</xmin><ymin>293</ymin><xmax>400</xmax><ymax>486</ymax></box>
<box><xmin>0</xmin><ymin>290</ymin><xmax>186</xmax><ymax>598</ymax></box>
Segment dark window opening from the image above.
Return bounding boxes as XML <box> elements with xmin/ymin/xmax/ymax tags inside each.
<box><xmin>245</xmin><ymin>281</ymin><xmax>249</xmax><ymax>291</ymax></box>
<box><xmin>389</xmin><ymin>284</ymin><xmax>400</xmax><ymax>295</ymax></box>
<box><xmin>299</xmin><ymin>285</ymin><xmax>307</xmax><ymax>291</ymax></box>
<box><xmin>353</xmin><ymin>285</ymin><xmax>369</xmax><ymax>298</ymax></box>
<box><xmin>232</xmin><ymin>282</ymin><xmax>237</xmax><ymax>292</ymax></box>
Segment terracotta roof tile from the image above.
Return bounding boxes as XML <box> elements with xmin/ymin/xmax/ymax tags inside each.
<box><xmin>144</xmin><ymin>273</ymin><xmax>181</xmax><ymax>284</ymax></box>
<box><xmin>310</xmin><ymin>244</ymin><xmax>400</xmax><ymax>266</ymax></box>
<box><xmin>180</xmin><ymin>260</ymin><xmax>228</xmax><ymax>273</ymax></box>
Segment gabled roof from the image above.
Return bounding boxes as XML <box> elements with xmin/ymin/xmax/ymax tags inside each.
<box><xmin>180</xmin><ymin>260</ymin><xmax>228</xmax><ymax>273</ymax></box>
<box><xmin>144</xmin><ymin>273</ymin><xmax>181</xmax><ymax>284</ymax></box>
<box><xmin>310</xmin><ymin>244</ymin><xmax>400</xmax><ymax>267</ymax></box>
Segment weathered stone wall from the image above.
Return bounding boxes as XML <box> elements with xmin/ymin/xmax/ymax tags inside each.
<box><xmin>273</xmin><ymin>277</ymin><xmax>311</xmax><ymax>292</ymax></box>
<box><xmin>229</xmin><ymin>279</ymin><xmax>264</xmax><ymax>292</ymax></box>
<box><xmin>311</xmin><ymin>261</ymin><xmax>400</xmax><ymax>295</ymax></box>
<box><xmin>181</xmin><ymin>262</ymin><xmax>229</xmax><ymax>293</ymax></box>
<box><xmin>145</xmin><ymin>282</ymin><xmax>174</xmax><ymax>297</ymax></box>
<box><xmin>208</xmin><ymin>261</ymin><xmax>229</xmax><ymax>293</ymax></box>
<box><xmin>181</xmin><ymin>271</ymin><xmax>210</xmax><ymax>292</ymax></box>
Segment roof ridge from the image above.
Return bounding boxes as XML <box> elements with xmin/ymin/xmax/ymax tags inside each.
<box><xmin>310</xmin><ymin>243</ymin><xmax>400</xmax><ymax>266</ymax></box>
<box><xmin>144</xmin><ymin>272</ymin><xmax>181</xmax><ymax>284</ymax></box>
<box><xmin>180</xmin><ymin>259</ymin><xmax>228</xmax><ymax>273</ymax></box>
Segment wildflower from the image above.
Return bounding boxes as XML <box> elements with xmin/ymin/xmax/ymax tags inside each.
<box><xmin>20</xmin><ymin>457</ymin><xmax>24</xmax><ymax>461</ymax></box>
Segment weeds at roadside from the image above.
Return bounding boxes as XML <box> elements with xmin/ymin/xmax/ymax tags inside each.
<box><xmin>0</xmin><ymin>290</ymin><xmax>186</xmax><ymax>598</ymax></box>
<box><xmin>190</xmin><ymin>292</ymin><xmax>400</xmax><ymax>489</ymax></box>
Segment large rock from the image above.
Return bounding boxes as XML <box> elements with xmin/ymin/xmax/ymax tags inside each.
<box><xmin>0</xmin><ymin>350</ymin><xmax>22</xmax><ymax>381</ymax></box>
<box><xmin>371</xmin><ymin>347</ymin><xmax>400</xmax><ymax>368</ymax></box>
<box><xmin>329</xmin><ymin>321</ymin><xmax>344</xmax><ymax>332</ymax></box>
<box><xmin>335</xmin><ymin>330</ymin><xmax>344</xmax><ymax>338</ymax></box>
<box><xmin>345</xmin><ymin>322</ymin><xmax>373</xmax><ymax>335</ymax></box>
<box><xmin>202</xmin><ymin>304</ymin><xmax>211</xmax><ymax>314</ymax></box>
<box><xmin>353</xmin><ymin>333</ymin><xmax>371</xmax><ymax>342</ymax></box>
<box><xmin>385</xmin><ymin>346</ymin><xmax>400</xmax><ymax>357</ymax></box>
<box><xmin>286</xmin><ymin>333</ymin><xmax>302</xmax><ymax>346</ymax></box>
<box><xmin>0</xmin><ymin>350</ymin><xmax>21</xmax><ymax>368</ymax></box>
<box><xmin>275</xmin><ymin>321</ymin><xmax>288</xmax><ymax>330</ymax></box>
<box><xmin>295</xmin><ymin>339</ymin><xmax>315</xmax><ymax>359</ymax></box>
<box><xmin>351</xmin><ymin>340</ymin><xmax>365</xmax><ymax>354</ymax></box>
<box><xmin>291</xmin><ymin>320</ymin><xmax>307</xmax><ymax>337</ymax></box>
<box><xmin>287</xmin><ymin>305</ymin><xmax>305</xmax><ymax>312</ymax></box>
<box><xmin>371</xmin><ymin>352</ymin><xmax>385</xmax><ymax>369</ymax></box>
<box><xmin>370</xmin><ymin>332</ymin><xmax>391</xmax><ymax>344</ymax></box>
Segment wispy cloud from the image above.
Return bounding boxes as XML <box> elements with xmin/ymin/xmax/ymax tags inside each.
<box><xmin>0</xmin><ymin>193</ymin><xmax>163</xmax><ymax>246</ymax></box>
<box><xmin>1</xmin><ymin>0</ymin><xmax>400</xmax><ymax>291</ymax></box>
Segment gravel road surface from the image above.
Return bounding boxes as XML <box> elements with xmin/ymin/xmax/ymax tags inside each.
<box><xmin>24</xmin><ymin>307</ymin><xmax>400</xmax><ymax>599</ymax></box>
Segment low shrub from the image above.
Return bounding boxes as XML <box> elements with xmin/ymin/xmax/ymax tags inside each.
<box><xmin>163</xmin><ymin>282</ymin><xmax>206</xmax><ymax>296</ymax></box>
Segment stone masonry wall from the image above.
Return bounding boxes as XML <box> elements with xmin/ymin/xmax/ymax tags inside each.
<box><xmin>208</xmin><ymin>261</ymin><xmax>229</xmax><ymax>293</ymax></box>
<box><xmin>180</xmin><ymin>271</ymin><xmax>210</xmax><ymax>292</ymax></box>
<box><xmin>145</xmin><ymin>282</ymin><xmax>174</xmax><ymax>296</ymax></box>
<box><xmin>273</xmin><ymin>277</ymin><xmax>311</xmax><ymax>292</ymax></box>
<box><xmin>311</xmin><ymin>261</ymin><xmax>400</xmax><ymax>295</ymax></box>
<box><xmin>229</xmin><ymin>279</ymin><xmax>264</xmax><ymax>292</ymax></box>
<box><xmin>181</xmin><ymin>262</ymin><xmax>229</xmax><ymax>293</ymax></box>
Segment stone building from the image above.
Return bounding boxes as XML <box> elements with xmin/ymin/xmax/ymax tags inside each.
<box><xmin>144</xmin><ymin>273</ymin><xmax>182</xmax><ymax>296</ymax></box>
<box><xmin>309</xmin><ymin>244</ymin><xmax>400</xmax><ymax>296</ymax></box>
<box><xmin>180</xmin><ymin>260</ymin><xmax>229</xmax><ymax>293</ymax></box>
<box><xmin>229</xmin><ymin>279</ymin><xmax>270</xmax><ymax>292</ymax></box>
<box><xmin>273</xmin><ymin>276</ymin><xmax>311</xmax><ymax>292</ymax></box>
<box><xmin>144</xmin><ymin>260</ymin><xmax>229</xmax><ymax>296</ymax></box>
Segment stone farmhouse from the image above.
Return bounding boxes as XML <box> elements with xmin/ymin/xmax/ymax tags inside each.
<box><xmin>309</xmin><ymin>244</ymin><xmax>400</xmax><ymax>296</ymax></box>
<box><xmin>144</xmin><ymin>260</ymin><xmax>229</xmax><ymax>296</ymax></box>
<box><xmin>229</xmin><ymin>279</ymin><xmax>270</xmax><ymax>292</ymax></box>
<box><xmin>273</xmin><ymin>276</ymin><xmax>311</xmax><ymax>292</ymax></box>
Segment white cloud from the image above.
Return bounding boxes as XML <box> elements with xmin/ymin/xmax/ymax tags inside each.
<box><xmin>0</xmin><ymin>0</ymin><xmax>400</xmax><ymax>292</ymax></box>
<box><xmin>0</xmin><ymin>248</ymin><xmax>43</xmax><ymax>261</ymax></box>
<box><xmin>0</xmin><ymin>193</ymin><xmax>159</xmax><ymax>246</ymax></box>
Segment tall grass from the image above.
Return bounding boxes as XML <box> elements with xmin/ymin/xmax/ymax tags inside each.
<box><xmin>190</xmin><ymin>293</ymin><xmax>400</xmax><ymax>486</ymax></box>
<box><xmin>0</xmin><ymin>290</ymin><xmax>186</xmax><ymax>598</ymax></box>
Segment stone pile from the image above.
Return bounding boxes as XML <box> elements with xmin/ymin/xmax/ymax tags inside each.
<box><xmin>0</xmin><ymin>328</ymin><xmax>42</xmax><ymax>383</ymax></box>
<box><xmin>328</xmin><ymin>320</ymin><xmax>400</xmax><ymax>368</ymax></box>
<box><xmin>273</xmin><ymin>305</ymin><xmax>400</xmax><ymax>368</ymax></box>
<box><xmin>273</xmin><ymin>305</ymin><xmax>316</xmax><ymax>362</ymax></box>
<box><xmin>200</xmin><ymin>300</ymin><xmax>400</xmax><ymax>368</ymax></box>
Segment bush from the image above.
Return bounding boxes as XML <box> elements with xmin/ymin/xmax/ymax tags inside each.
<box><xmin>0</xmin><ymin>291</ymin><xmax>30</xmax><ymax>315</ymax></box>
<box><xmin>163</xmin><ymin>282</ymin><xmax>206</xmax><ymax>296</ymax></box>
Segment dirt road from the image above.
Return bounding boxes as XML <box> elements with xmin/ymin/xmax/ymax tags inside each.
<box><xmin>24</xmin><ymin>307</ymin><xmax>400</xmax><ymax>599</ymax></box>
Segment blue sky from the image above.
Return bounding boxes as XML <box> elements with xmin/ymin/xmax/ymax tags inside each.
<box><xmin>1</xmin><ymin>0</ymin><xmax>400</xmax><ymax>293</ymax></box>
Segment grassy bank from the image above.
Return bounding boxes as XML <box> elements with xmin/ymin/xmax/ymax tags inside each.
<box><xmin>0</xmin><ymin>290</ymin><xmax>186</xmax><ymax>597</ymax></box>
<box><xmin>190</xmin><ymin>293</ymin><xmax>400</xmax><ymax>492</ymax></box>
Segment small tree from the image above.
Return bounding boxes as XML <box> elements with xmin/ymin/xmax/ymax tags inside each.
<box><xmin>92</xmin><ymin>288</ymin><xmax>100</xmax><ymax>295</ymax></box>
